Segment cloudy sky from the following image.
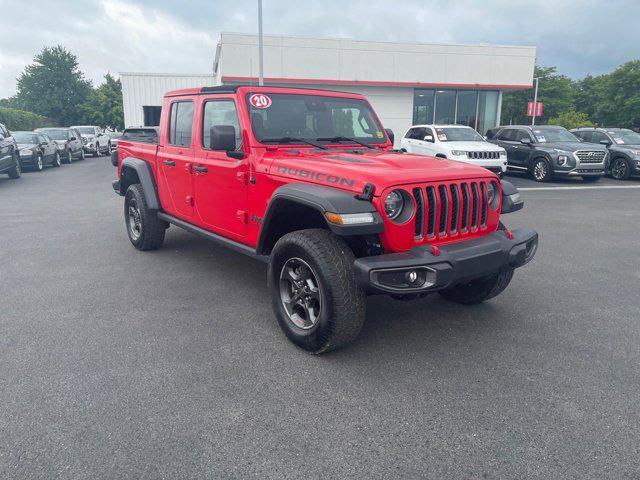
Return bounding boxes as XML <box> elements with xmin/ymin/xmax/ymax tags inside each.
<box><xmin>0</xmin><ymin>0</ymin><xmax>638</xmax><ymax>98</ymax></box>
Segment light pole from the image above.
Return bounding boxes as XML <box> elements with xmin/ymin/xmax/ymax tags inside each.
<box><xmin>258</xmin><ymin>0</ymin><xmax>264</xmax><ymax>86</ymax></box>
<box><xmin>531</xmin><ymin>76</ymin><xmax>539</xmax><ymax>126</ymax></box>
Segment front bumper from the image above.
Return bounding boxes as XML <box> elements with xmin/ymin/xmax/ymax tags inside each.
<box><xmin>455</xmin><ymin>157</ymin><xmax>507</xmax><ymax>174</ymax></box>
<box><xmin>354</xmin><ymin>229</ymin><xmax>538</xmax><ymax>295</ymax></box>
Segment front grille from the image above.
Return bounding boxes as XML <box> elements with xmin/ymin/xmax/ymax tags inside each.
<box><xmin>411</xmin><ymin>179</ymin><xmax>493</xmax><ymax>242</ymax></box>
<box><xmin>575</xmin><ymin>150</ymin><xmax>606</xmax><ymax>164</ymax></box>
<box><xmin>467</xmin><ymin>151</ymin><xmax>500</xmax><ymax>160</ymax></box>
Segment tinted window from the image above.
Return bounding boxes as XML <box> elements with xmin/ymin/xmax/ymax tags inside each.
<box><xmin>202</xmin><ymin>100</ymin><xmax>241</xmax><ymax>149</ymax></box>
<box><xmin>590</xmin><ymin>131</ymin><xmax>608</xmax><ymax>143</ymax></box>
<box><xmin>168</xmin><ymin>101</ymin><xmax>194</xmax><ymax>147</ymax></box>
<box><xmin>516</xmin><ymin>130</ymin><xmax>532</xmax><ymax>142</ymax></box>
<box><xmin>498</xmin><ymin>129</ymin><xmax>517</xmax><ymax>141</ymax></box>
<box><xmin>573</xmin><ymin>131</ymin><xmax>591</xmax><ymax>142</ymax></box>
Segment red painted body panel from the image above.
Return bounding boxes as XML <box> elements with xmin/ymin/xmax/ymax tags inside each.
<box><xmin>116</xmin><ymin>86</ymin><xmax>501</xmax><ymax>254</ymax></box>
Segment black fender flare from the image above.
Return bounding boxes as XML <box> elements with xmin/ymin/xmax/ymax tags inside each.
<box><xmin>500</xmin><ymin>179</ymin><xmax>524</xmax><ymax>214</ymax></box>
<box><xmin>118</xmin><ymin>157</ymin><xmax>160</xmax><ymax>210</ymax></box>
<box><xmin>256</xmin><ymin>183</ymin><xmax>384</xmax><ymax>254</ymax></box>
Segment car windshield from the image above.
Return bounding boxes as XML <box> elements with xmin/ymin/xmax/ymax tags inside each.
<box><xmin>607</xmin><ymin>129</ymin><xmax>640</xmax><ymax>145</ymax></box>
<box><xmin>435</xmin><ymin>127</ymin><xmax>484</xmax><ymax>142</ymax></box>
<box><xmin>13</xmin><ymin>132</ymin><xmax>37</xmax><ymax>143</ymax></box>
<box><xmin>532</xmin><ymin>127</ymin><xmax>578</xmax><ymax>142</ymax></box>
<box><xmin>38</xmin><ymin>129</ymin><xmax>67</xmax><ymax>140</ymax></box>
<box><xmin>76</xmin><ymin>127</ymin><xmax>95</xmax><ymax>134</ymax></box>
<box><xmin>247</xmin><ymin>93</ymin><xmax>386</xmax><ymax>145</ymax></box>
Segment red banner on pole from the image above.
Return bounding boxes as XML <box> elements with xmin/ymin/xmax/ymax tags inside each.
<box><xmin>527</xmin><ymin>101</ymin><xmax>543</xmax><ymax>117</ymax></box>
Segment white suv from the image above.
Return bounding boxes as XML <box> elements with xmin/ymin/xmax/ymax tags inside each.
<box><xmin>70</xmin><ymin>125</ymin><xmax>110</xmax><ymax>157</ymax></box>
<box><xmin>401</xmin><ymin>124</ymin><xmax>508</xmax><ymax>177</ymax></box>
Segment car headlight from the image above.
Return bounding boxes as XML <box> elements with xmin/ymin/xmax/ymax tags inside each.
<box><xmin>487</xmin><ymin>181</ymin><xmax>499</xmax><ymax>210</ymax></box>
<box><xmin>499</xmin><ymin>151</ymin><xmax>507</xmax><ymax>157</ymax></box>
<box><xmin>450</xmin><ymin>150</ymin><xmax>466</xmax><ymax>156</ymax></box>
<box><xmin>384</xmin><ymin>190</ymin><xmax>404</xmax><ymax>220</ymax></box>
<box><xmin>557</xmin><ymin>155</ymin><xmax>569</xmax><ymax>166</ymax></box>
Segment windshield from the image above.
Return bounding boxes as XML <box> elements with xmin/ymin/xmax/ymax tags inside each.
<box><xmin>247</xmin><ymin>93</ymin><xmax>386</xmax><ymax>145</ymax></box>
<box><xmin>14</xmin><ymin>132</ymin><xmax>37</xmax><ymax>143</ymax></box>
<box><xmin>38</xmin><ymin>129</ymin><xmax>67</xmax><ymax>140</ymax></box>
<box><xmin>607</xmin><ymin>129</ymin><xmax>640</xmax><ymax>145</ymax></box>
<box><xmin>76</xmin><ymin>127</ymin><xmax>95</xmax><ymax>134</ymax></box>
<box><xmin>435</xmin><ymin>127</ymin><xmax>484</xmax><ymax>142</ymax></box>
<box><xmin>532</xmin><ymin>127</ymin><xmax>578</xmax><ymax>143</ymax></box>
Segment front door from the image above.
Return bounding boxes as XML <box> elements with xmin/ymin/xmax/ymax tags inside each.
<box><xmin>193</xmin><ymin>97</ymin><xmax>248</xmax><ymax>238</ymax></box>
<box><xmin>157</xmin><ymin>100</ymin><xmax>195</xmax><ymax>219</ymax></box>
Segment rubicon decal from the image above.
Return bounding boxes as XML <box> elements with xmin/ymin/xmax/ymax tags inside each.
<box><xmin>276</xmin><ymin>165</ymin><xmax>355</xmax><ymax>187</ymax></box>
<box><xmin>249</xmin><ymin>94</ymin><xmax>272</xmax><ymax>109</ymax></box>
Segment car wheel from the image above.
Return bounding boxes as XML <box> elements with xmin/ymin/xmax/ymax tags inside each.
<box><xmin>64</xmin><ymin>149</ymin><xmax>73</xmax><ymax>164</ymax></box>
<box><xmin>124</xmin><ymin>184</ymin><xmax>167</xmax><ymax>251</ymax></box>
<box><xmin>610</xmin><ymin>157</ymin><xmax>630</xmax><ymax>180</ymax></box>
<box><xmin>52</xmin><ymin>152</ymin><xmax>61</xmax><ymax>167</ymax></box>
<box><xmin>34</xmin><ymin>154</ymin><xmax>44</xmax><ymax>172</ymax></box>
<box><xmin>531</xmin><ymin>158</ymin><xmax>551</xmax><ymax>182</ymax></box>
<box><xmin>582</xmin><ymin>176</ymin><xmax>600</xmax><ymax>183</ymax></box>
<box><xmin>268</xmin><ymin>229</ymin><xmax>366</xmax><ymax>354</ymax></box>
<box><xmin>80</xmin><ymin>149</ymin><xmax>85</xmax><ymax>161</ymax></box>
<box><xmin>439</xmin><ymin>267</ymin><xmax>514</xmax><ymax>305</ymax></box>
<box><xmin>8</xmin><ymin>152</ymin><xmax>21</xmax><ymax>179</ymax></box>
<box><xmin>93</xmin><ymin>144</ymin><xmax>99</xmax><ymax>157</ymax></box>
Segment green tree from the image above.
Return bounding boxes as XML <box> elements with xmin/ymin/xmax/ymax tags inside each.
<box><xmin>0</xmin><ymin>107</ymin><xmax>49</xmax><ymax>131</ymax></box>
<box><xmin>14</xmin><ymin>45</ymin><xmax>91</xmax><ymax>126</ymax></box>
<box><xmin>547</xmin><ymin>108</ymin><xmax>595</xmax><ymax>130</ymax></box>
<box><xmin>78</xmin><ymin>74</ymin><xmax>124</xmax><ymax>129</ymax></box>
<box><xmin>501</xmin><ymin>66</ymin><xmax>575</xmax><ymax>125</ymax></box>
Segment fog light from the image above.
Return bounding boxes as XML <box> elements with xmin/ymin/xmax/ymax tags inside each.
<box><xmin>406</xmin><ymin>270</ymin><xmax>418</xmax><ymax>283</ymax></box>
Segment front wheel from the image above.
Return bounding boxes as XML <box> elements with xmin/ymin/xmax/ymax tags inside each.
<box><xmin>64</xmin><ymin>149</ymin><xmax>73</xmax><ymax>164</ymax></box>
<box><xmin>439</xmin><ymin>267</ymin><xmax>514</xmax><ymax>305</ymax></box>
<box><xmin>7</xmin><ymin>152</ymin><xmax>21</xmax><ymax>179</ymax></box>
<box><xmin>531</xmin><ymin>158</ymin><xmax>551</xmax><ymax>182</ymax></box>
<box><xmin>34</xmin><ymin>154</ymin><xmax>44</xmax><ymax>172</ymax></box>
<box><xmin>124</xmin><ymin>184</ymin><xmax>166</xmax><ymax>250</ymax></box>
<box><xmin>610</xmin><ymin>158</ymin><xmax>630</xmax><ymax>180</ymax></box>
<box><xmin>52</xmin><ymin>152</ymin><xmax>61</xmax><ymax>167</ymax></box>
<box><xmin>268</xmin><ymin>229</ymin><xmax>366</xmax><ymax>354</ymax></box>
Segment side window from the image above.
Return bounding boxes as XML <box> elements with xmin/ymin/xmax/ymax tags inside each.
<box><xmin>577</xmin><ymin>131</ymin><xmax>592</xmax><ymax>142</ymax></box>
<box><xmin>202</xmin><ymin>100</ymin><xmax>241</xmax><ymax>149</ymax></box>
<box><xmin>516</xmin><ymin>130</ymin><xmax>532</xmax><ymax>142</ymax></box>
<box><xmin>405</xmin><ymin>128</ymin><xmax>418</xmax><ymax>139</ymax></box>
<box><xmin>68</xmin><ymin>130</ymin><xmax>74</xmax><ymax>140</ymax></box>
<box><xmin>591</xmin><ymin>131</ymin><xmax>607</xmax><ymax>143</ymax></box>
<box><xmin>498</xmin><ymin>129</ymin><xmax>516</xmax><ymax>141</ymax></box>
<box><xmin>168</xmin><ymin>101</ymin><xmax>194</xmax><ymax>147</ymax></box>
<box><xmin>37</xmin><ymin>134</ymin><xmax>45</xmax><ymax>144</ymax></box>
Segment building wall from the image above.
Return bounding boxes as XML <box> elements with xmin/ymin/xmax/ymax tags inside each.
<box><xmin>121</xmin><ymin>73</ymin><xmax>217</xmax><ymax>127</ymax></box>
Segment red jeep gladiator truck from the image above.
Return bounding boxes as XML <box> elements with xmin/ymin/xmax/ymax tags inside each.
<box><xmin>112</xmin><ymin>85</ymin><xmax>537</xmax><ymax>353</ymax></box>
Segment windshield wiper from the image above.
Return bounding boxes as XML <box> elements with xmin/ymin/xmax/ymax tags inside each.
<box><xmin>316</xmin><ymin>136</ymin><xmax>375</xmax><ymax>149</ymax></box>
<box><xmin>261</xmin><ymin>137</ymin><xmax>327</xmax><ymax>150</ymax></box>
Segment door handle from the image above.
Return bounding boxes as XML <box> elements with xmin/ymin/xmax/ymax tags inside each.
<box><xmin>193</xmin><ymin>166</ymin><xmax>208</xmax><ymax>173</ymax></box>
<box><xmin>163</xmin><ymin>160</ymin><xmax>175</xmax><ymax>167</ymax></box>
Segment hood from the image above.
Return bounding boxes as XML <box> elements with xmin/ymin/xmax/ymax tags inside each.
<box><xmin>612</xmin><ymin>143</ymin><xmax>640</xmax><ymax>151</ymax></box>
<box><xmin>542</xmin><ymin>141</ymin><xmax>606</xmax><ymax>152</ymax></box>
<box><xmin>267</xmin><ymin>148</ymin><xmax>496</xmax><ymax>195</ymax></box>
<box><xmin>80</xmin><ymin>134</ymin><xmax>94</xmax><ymax>139</ymax></box>
<box><xmin>441</xmin><ymin>141</ymin><xmax>504</xmax><ymax>152</ymax></box>
<box><xmin>17</xmin><ymin>142</ymin><xmax>36</xmax><ymax>149</ymax></box>
<box><xmin>54</xmin><ymin>140</ymin><xmax>67</xmax><ymax>145</ymax></box>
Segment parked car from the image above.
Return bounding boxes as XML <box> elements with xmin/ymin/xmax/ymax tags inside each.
<box><xmin>112</xmin><ymin>85</ymin><xmax>538</xmax><ymax>353</ymax></box>
<box><xmin>488</xmin><ymin>125</ymin><xmax>607</xmax><ymax>182</ymax></box>
<box><xmin>70</xmin><ymin>125</ymin><xmax>110</xmax><ymax>156</ymax></box>
<box><xmin>401</xmin><ymin>124</ymin><xmax>507</xmax><ymax>177</ymax></box>
<box><xmin>571</xmin><ymin>127</ymin><xmax>640</xmax><ymax>180</ymax></box>
<box><xmin>35</xmin><ymin>127</ymin><xmax>84</xmax><ymax>163</ymax></box>
<box><xmin>13</xmin><ymin>131</ymin><xmax>61</xmax><ymax>171</ymax></box>
<box><xmin>0</xmin><ymin>122</ymin><xmax>21</xmax><ymax>179</ymax></box>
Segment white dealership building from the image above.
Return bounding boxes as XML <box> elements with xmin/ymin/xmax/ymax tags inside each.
<box><xmin>121</xmin><ymin>33</ymin><xmax>535</xmax><ymax>144</ymax></box>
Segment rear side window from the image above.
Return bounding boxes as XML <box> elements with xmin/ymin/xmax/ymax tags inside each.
<box><xmin>497</xmin><ymin>129</ymin><xmax>516</xmax><ymax>141</ymax></box>
<box><xmin>591</xmin><ymin>131</ymin><xmax>608</xmax><ymax>143</ymax></box>
<box><xmin>575</xmin><ymin>131</ymin><xmax>591</xmax><ymax>142</ymax></box>
<box><xmin>202</xmin><ymin>100</ymin><xmax>241</xmax><ymax>149</ymax></box>
<box><xmin>168</xmin><ymin>101</ymin><xmax>194</xmax><ymax>147</ymax></box>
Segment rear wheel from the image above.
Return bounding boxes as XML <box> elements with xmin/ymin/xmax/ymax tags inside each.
<box><xmin>610</xmin><ymin>158</ymin><xmax>630</xmax><ymax>180</ymax></box>
<box><xmin>7</xmin><ymin>152</ymin><xmax>21</xmax><ymax>179</ymax></box>
<box><xmin>531</xmin><ymin>158</ymin><xmax>551</xmax><ymax>182</ymax></box>
<box><xmin>124</xmin><ymin>184</ymin><xmax>166</xmax><ymax>251</ymax></box>
<box><xmin>268</xmin><ymin>229</ymin><xmax>365</xmax><ymax>354</ymax></box>
<box><xmin>52</xmin><ymin>152</ymin><xmax>61</xmax><ymax>167</ymax></box>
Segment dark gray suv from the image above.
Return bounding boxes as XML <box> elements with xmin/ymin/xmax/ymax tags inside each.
<box><xmin>0</xmin><ymin>123</ymin><xmax>21</xmax><ymax>179</ymax></box>
<box><xmin>571</xmin><ymin>127</ymin><xmax>640</xmax><ymax>180</ymax></box>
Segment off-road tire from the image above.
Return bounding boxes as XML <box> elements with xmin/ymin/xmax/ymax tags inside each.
<box><xmin>439</xmin><ymin>267</ymin><xmax>514</xmax><ymax>305</ymax></box>
<box><xmin>268</xmin><ymin>229</ymin><xmax>366</xmax><ymax>354</ymax></box>
<box><xmin>581</xmin><ymin>175</ymin><xmax>600</xmax><ymax>183</ymax></box>
<box><xmin>124</xmin><ymin>184</ymin><xmax>166</xmax><ymax>251</ymax></box>
<box><xmin>7</xmin><ymin>152</ymin><xmax>21</xmax><ymax>179</ymax></box>
<box><xmin>531</xmin><ymin>158</ymin><xmax>551</xmax><ymax>182</ymax></box>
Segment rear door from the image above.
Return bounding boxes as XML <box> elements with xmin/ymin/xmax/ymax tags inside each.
<box><xmin>0</xmin><ymin>125</ymin><xmax>11</xmax><ymax>169</ymax></box>
<box><xmin>512</xmin><ymin>129</ymin><xmax>535</xmax><ymax>167</ymax></box>
<box><xmin>157</xmin><ymin>99</ymin><xmax>195</xmax><ymax>219</ymax></box>
<box><xmin>495</xmin><ymin>128</ymin><xmax>518</xmax><ymax>162</ymax></box>
<box><xmin>192</xmin><ymin>96</ymin><xmax>248</xmax><ymax>238</ymax></box>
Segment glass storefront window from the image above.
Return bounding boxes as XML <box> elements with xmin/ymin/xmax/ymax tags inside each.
<box><xmin>412</xmin><ymin>88</ymin><xmax>499</xmax><ymax>134</ymax></box>
<box><xmin>413</xmin><ymin>89</ymin><xmax>435</xmax><ymax>125</ymax></box>
<box><xmin>434</xmin><ymin>90</ymin><xmax>456</xmax><ymax>124</ymax></box>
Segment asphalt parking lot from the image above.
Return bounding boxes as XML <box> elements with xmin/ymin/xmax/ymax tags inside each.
<box><xmin>1</xmin><ymin>158</ymin><xmax>639</xmax><ymax>479</ymax></box>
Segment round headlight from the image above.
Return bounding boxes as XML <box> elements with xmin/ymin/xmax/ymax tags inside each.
<box><xmin>487</xmin><ymin>182</ymin><xmax>499</xmax><ymax>210</ymax></box>
<box><xmin>384</xmin><ymin>190</ymin><xmax>404</xmax><ymax>220</ymax></box>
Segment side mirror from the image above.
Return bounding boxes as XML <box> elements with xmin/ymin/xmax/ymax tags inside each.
<box><xmin>520</xmin><ymin>137</ymin><xmax>532</xmax><ymax>145</ymax></box>
<box><xmin>600</xmin><ymin>140</ymin><xmax>611</xmax><ymax>146</ymax></box>
<box><xmin>210</xmin><ymin>125</ymin><xmax>238</xmax><ymax>152</ymax></box>
<box><xmin>385</xmin><ymin>128</ymin><xmax>394</xmax><ymax>146</ymax></box>
<box><xmin>424</xmin><ymin>135</ymin><xmax>434</xmax><ymax>142</ymax></box>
